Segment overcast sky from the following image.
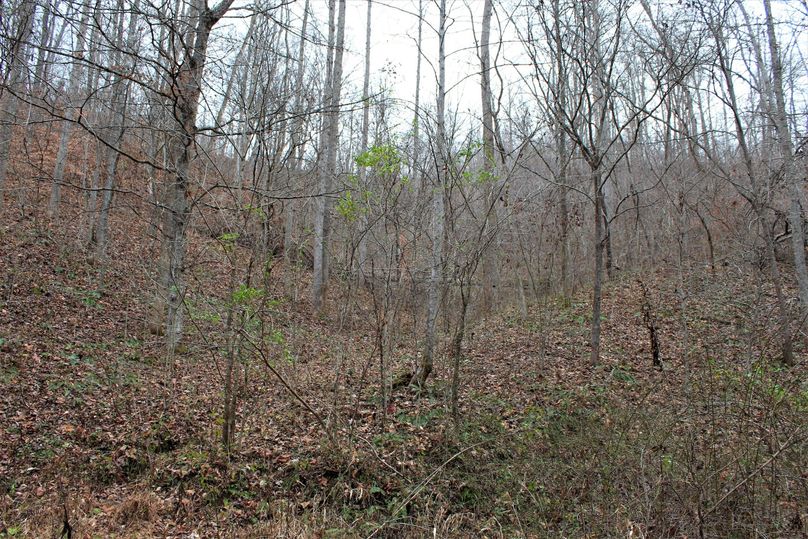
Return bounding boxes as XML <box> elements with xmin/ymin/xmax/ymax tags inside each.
<box><xmin>291</xmin><ymin>0</ymin><xmax>808</xmax><ymax>134</ymax></box>
<box><xmin>310</xmin><ymin>0</ymin><xmax>509</xmax><ymax>130</ymax></box>
<box><xmin>206</xmin><ymin>0</ymin><xmax>808</xmax><ymax>143</ymax></box>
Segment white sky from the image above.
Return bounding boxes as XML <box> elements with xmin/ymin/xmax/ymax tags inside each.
<box><xmin>297</xmin><ymin>0</ymin><xmax>808</xmax><ymax>136</ymax></box>
<box><xmin>321</xmin><ymin>0</ymin><xmax>503</xmax><ymax>128</ymax></box>
<box><xmin>208</xmin><ymin>0</ymin><xmax>808</xmax><ymax>143</ymax></box>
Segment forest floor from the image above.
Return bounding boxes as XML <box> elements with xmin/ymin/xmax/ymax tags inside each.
<box><xmin>1</xmin><ymin>198</ymin><xmax>807</xmax><ymax>538</ymax></box>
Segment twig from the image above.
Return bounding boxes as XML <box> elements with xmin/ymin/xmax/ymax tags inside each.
<box><xmin>703</xmin><ymin>426</ymin><xmax>804</xmax><ymax>516</ymax></box>
<box><xmin>239</xmin><ymin>330</ymin><xmax>335</xmax><ymax>444</ymax></box>
<box><xmin>365</xmin><ymin>438</ymin><xmax>494</xmax><ymax>539</ymax></box>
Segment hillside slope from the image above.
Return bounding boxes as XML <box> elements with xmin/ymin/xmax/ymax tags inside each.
<box><xmin>1</xmin><ymin>204</ymin><xmax>806</xmax><ymax>538</ymax></box>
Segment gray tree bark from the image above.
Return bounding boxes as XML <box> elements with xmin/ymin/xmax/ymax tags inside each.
<box><xmin>478</xmin><ymin>0</ymin><xmax>501</xmax><ymax>314</ymax></box>
<box><xmin>283</xmin><ymin>0</ymin><xmax>310</xmax><ymax>279</ymax></box>
<box><xmin>707</xmin><ymin>13</ymin><xmax>794</xmax><ymax>365</ymax></box>
<box><xmin>418</xmin><ymin>0</ymin><xmax>447</xmax><ymax>387</ymax></box>
<box><xmin>763</xmin><ymin>0</ymin><xmax>808</xmax><ymax>311</ymax></box>
<box><xmin>551</xmin><ymin>0</ymin><xmax>571</xmax><ymax>298</ymax></box>
<box><xmin>356</xmin><ymin>0</ymin><xmax>373</xmax><ymax>282</ymax></box>
<box><xmin>33</xmin><ymin>0</ymin><xmax>55</xmax><ymax>95</ymax></box>
<box><xmin>312</xmin><ymin>0</ymin><xmax>346</xmax><ymax>311</ymax></box>
<box><xmin>155</xmin><ymin>0</ymin><xmax>236</xmax><ymax>355</ymax></box>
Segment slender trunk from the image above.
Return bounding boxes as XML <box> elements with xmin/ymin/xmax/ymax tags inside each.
<box><xmin>83</xmin><ymin>139</ymin><xmax>104</xmax><ymax>246</ymax></box>
<box><xmin>450</xmin><ymin>288</ymin><xmax>468</xmax><ymax>423</ymax></box>
<box><xmin>419</xmin><ymin>0</ymin><xmax>447</xmax><ymax>387</ymax></box>
<box><xmin>311</xmin><ymin>0</ymin><xmax>337</xmax><ymax>308</ymax></box>
<box><xmin>409</xmin><ymin>0</ymin><xmax>425</xmax><ymax>308</ymax></box>
<box><xmin>33</xmin><ymin>0</ymin><xmax>54</xmax><ymax>95</ymax></box>
<box><xmin>283</xmin><ymin>0</ymin><xmax>310</xmax><ymax>282</ymax></box>
<box><xmin>49</xmin><ymin>125</ymin><xmax>74</xmax><ymax>217</ymax></box>
<box><xmin>213</xmin><ymin>17</ymin><xmax>256</xmax><ymax>135</ymax></box>
<box><xmin>94</xmin><ymin>145</ymin><xmax>122</xmax><ymax>262</ymax></box>
<box><xmin>552</xmin><ymin>0</ymin><xmax>571</xmax><ymax>297</ymax></box>
<box><xmin>146</xmin><ymin>15</ymin><xmax>173</xmax><ymax>241</ymax></box>
<box><xmin>515</xmin><ymin>258</ymin><xmax>528</xmax><ymax>318</ymax></box>
<box><xmin>676</xmin><ymin>191</ymin><xmax>689</xmax><ymax>367</ymax></box>
<box><xmin>79</xmin><ymin>17</ymin><xmax>106</xmax><ymax>246</ymax></box>
<box><xmin>478</xmin><ymin>0</ymin><xmax>500</xmax><ymax>313</ymax></box>
<box><xmin>221</xmin><ymin>271</ymin><xmax>243</xmax><ymax>452</ymax></box>
<box><xmin>761</xmin><ymin>209</ymin><xmax>795</xmax><ymax>366</ymax></box>
<box><xmin>156</xmin><ymin>0</ymin><xmax>236</xmax><ymax>355</ymax></box>
<box><xmin>312</xmin><ymin>0</ymin><xmax>346</xmax><ymax>310</ymax></box>
<box><xmin>95</xmin><ymin>0</ymin><xmax>140</xmax><ymax>263</ymax></box>
<box><xmin>763</xmin><ymin>0</ymin><xmax>808</xmax><ymax>310</ymax></box>
<box><xmin>356</xmin><ymin>0</ymin><xmax>373</xmax><ymax>282</ymax></box>
<box><xmin>587</xmin><ymin>1</ymin><xmax>608</xmax><ymax>366</ymax></box>
<box><xmin>694</xmin><ymin>206</ymin><xmax>716</xmax><ymax>274</ymax></box>
<box><xmin>412</xmin><ymin>0</ymin><xmax>424</xmax><ymax>219</ymax></box>
<box><xmin>600</xmin><ymin>188</ymin><xmax>613</xmax><ymax>279</ymax></box>
<box><xmin>710</xmin><ymin>19</ymin><xmax>794</xmax><ymax>365</ymax></box>
<box><xmin>412</xmin><ymin>0</ymin><xmax>423</xmax><ymax>179</ymax></box>
<box><xmin>83</xmin><ymin>147</ymin><xmax>100</xmax><ymax>239</ymax></box>
<box><xmin>591</xmin><ymin>166</ymin><xmax>604</xmax><ymax>365</ymax></box>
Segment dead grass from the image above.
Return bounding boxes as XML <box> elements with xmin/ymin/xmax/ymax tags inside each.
<box><xmin>112</xmin><ymin>490</ymin><xmax>162</xmax><ymax>530</ymax></box>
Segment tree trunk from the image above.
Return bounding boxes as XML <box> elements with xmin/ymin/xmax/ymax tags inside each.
<box><xmin>478</xmin><ymin>0</ymin><xmax>500</xmax><ymax>314</ymax></box>
<box><xmin>763</xmin><ymin>0</ymin><xmax>808</xmax><ymax>310</ymax></box>
<box><xmin>600</xmin><ymin>188</ymin><xmax>613</xmax><ymax>279</ymax></box>
<box><xmin>33</xmin><ymin>0</ymin><xmax>54</xmax><ymax>96</ymax></box>
<box><xmin>312</xmin><ymin>0</ymin><xmax>346</xmax><ymax>311</ymax></box>
<box><xmin>450</xmin><ymin>286</ymin><xmax>469</xmax><ymax>423</ymax></box>
<box><xmin>95</xmin><ymin>0</ymin><xmax>140</xmax><ymax>263</ymax></box>
<box><xmin>551</xmin><ymin>0</ymin><xmax>571</xmax><ymax>297</ymax></box>
<box><xmin>411</xmin><ymin>0</ymin><xmax>424</xmax><ymax>215</ymax></box>
<box><xmin>356</xmin><ymin>0</ymin><xmax>373</xmax><ymax>282</ymax></box>
<box><xmin>283</xmin><ymin>0</ymin><xmax>310</xmax><ymax>286</ymax></box>
<box><xmin>591</xmin><ymin>166</ymin><xmax>604</xmax><ymax>365</ymax></box>
<box><xmin>418</xmin><ymin>0</ymin><xmax>447</xmax><ymax>388</ymax></box>
<box><xmin>221</xmin><ymin>286</ymin><xmax>243</xmax><ymax>452</ymax></box>
<box><xmin>586</xmin><ymin>0</ymin><xmax>608</xmax><ymax>366</ymax></box>
<box><xmin>155</xmin><ymin>0</ymin><xmax>236</xmax><ymax>356</ymax></box>
<box><xmin>709</xmin><ymin>17</ymin><xmax>794</xmax><ymax>366</ymax></box>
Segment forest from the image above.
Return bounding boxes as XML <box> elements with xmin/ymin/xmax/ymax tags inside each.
<box><xmin>0</xmin><ymin>0</ymin><xmax>807</xmax><ymax>536</ymax></box>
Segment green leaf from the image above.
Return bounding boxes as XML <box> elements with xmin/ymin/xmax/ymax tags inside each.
<box><xmin>661</xmin><ymin>454</ymin><xmax>674</xmax><ymax>474</ymax></box>
<box><xmin>218</xmin><ymin>232</ymin><xmax>240</xmax><ymax>243</ymax></box>
<box><xmin>336</xmin><ymin>191</ymin><xmax>362</xmax><ymax>222</ymax></box>
<box><xmin>355</xmin><ymin>144</ymin><xmax>402</xmax><ymax>175</ymax></box>
<box><xmin>232</xmin><ymin>284</ymin><xmax>263</xmax><ymax>305</ymax></box>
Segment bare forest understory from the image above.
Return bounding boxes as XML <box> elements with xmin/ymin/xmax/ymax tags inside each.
<box><xmin>1</xmin><ymin>176</ymin><xmax>806</xmax><ymax>538</ymax></box>
<box><xmin>2</xmin><ymin>0</ymin><xmax>808</xmax><ymax>534</ymax></box>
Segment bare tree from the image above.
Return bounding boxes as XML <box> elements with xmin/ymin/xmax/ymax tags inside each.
<box><xmin>283</xmin><ymin>0</ymin><xmax>310</xmax><ymax>285</ymax></box>
<box><xmin>418</xmin><ymin>0</ymin><xmax>447</xmax><ymax>388</ymax></box>
<box><xmin>93</xmin><ymin>0</ymin><xmax>142</xmax><ymax>264</ymax></box>
<box><xmin>0</xmin><ymin>0</ymin><xmax>35</xmax><ymax>199</ymax></box>
<box><xmin>356</xmin><ymin>0</ymin><xmax>373</xmax><ymax>282</ymax></box>
<box><xmin>697</xmin><ymin>0</ymin><xmax>795</xmax><ymax>365</ymax></box>
<box><xmin>762</xmin><ymin>0</ymin><xmax>808</xmax><ymax>311</ymax></box>
<box><xmin>312</xmin><ymin>0</ymin><xmax>347</xmax><ymax>311</ymax></box>
<box><xmin>476</xmin><ymin>0</ymin><xmax>501</xmax><ymax>314</ymax></box>
<box><xmin>520</xmin><ymin>0</ymin><xmax>683</xmax><ymax>364</ymax></box>
<box><xmin>47</xmin><ymin>0</ymin><xmax>93</xmax><ymax>218</ymax></box>
<box><xmin>155</xmin><ymin>0</ymin><xmax>237</xmax><ymax>355</ymax></box>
